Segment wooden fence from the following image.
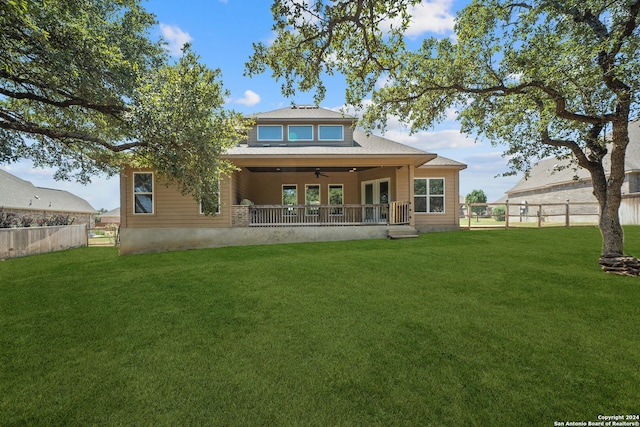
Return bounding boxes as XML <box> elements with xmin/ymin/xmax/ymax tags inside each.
<box><xmin>461</xmin><ymin>201</ymin><xmax>601</xmax><ymax>229</ymax></box>
<box><xmin>0</xmin><ymin>224</ymin><xmax>88</xmax><ymax>259</ymax></box>
<box><xmin>87</xmin><ymin>225</ymin><xmax>119</xmax><ymax>246</ymax></box>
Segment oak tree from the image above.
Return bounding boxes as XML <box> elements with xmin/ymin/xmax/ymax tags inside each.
<box><xmin>247</xmin><ymin>0</ymin><xmax>640</xmax><ymax>272</ymax></box>
<box><xmin>1</xmin><ymin>0</ymin><xmax>245</xmax><ymax>213</ymax></box>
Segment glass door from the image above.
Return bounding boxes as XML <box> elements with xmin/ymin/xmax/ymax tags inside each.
<box><xmin>362</xmin><ymin>179</ymin><xmax>390</xmax><ymax>222</ymax></box>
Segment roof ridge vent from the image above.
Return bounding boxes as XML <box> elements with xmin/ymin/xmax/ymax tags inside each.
<box><xmin>291</xmin><ymin>105</ymin><xmax>318</xmax><ymax>110</ymax></box>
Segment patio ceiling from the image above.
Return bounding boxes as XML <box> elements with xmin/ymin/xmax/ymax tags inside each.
<box><xmin>245</xmin><ymin>166</ymin><xmax>376</xmax><ymax>173</ymax></box>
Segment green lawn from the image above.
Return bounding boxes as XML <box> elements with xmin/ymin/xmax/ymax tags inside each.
<box><xmin>1</xmin><ymin>227</ymin><xmax>639</xmax><ymax>426</ymax></box>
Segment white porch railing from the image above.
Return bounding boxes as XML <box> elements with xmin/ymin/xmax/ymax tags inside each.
<box><xmin>240</xmin><ymin>201</ymin><xmax>411</xmax><ymax>227</ymax></box>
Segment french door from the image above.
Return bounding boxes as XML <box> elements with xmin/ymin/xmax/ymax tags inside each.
<box><xmin>362</xmin><ymin>179</ymin><xmax>389</xmax><ymax>222</ymax></box>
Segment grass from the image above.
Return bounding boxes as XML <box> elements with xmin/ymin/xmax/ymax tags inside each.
<box><xmin>1</xmin><ymin>227</ymin><xmax>639</xmax><ymax>426</ymax></box>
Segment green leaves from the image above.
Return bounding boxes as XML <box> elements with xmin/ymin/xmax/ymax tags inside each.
<box><xmin>1</xmin><ymin>0</ymin><xmax>245</xmax><ymax>213</ymax></box>
<box><xmin>129</xmin><ymin>47</ymin><xmax>249</xmax><ymax>214</ymax></box>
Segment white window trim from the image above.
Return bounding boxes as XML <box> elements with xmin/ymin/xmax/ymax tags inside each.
<box><xmin>318</xmin><ymin>125</ymin><xmax>344</xmax><ymax>141</ymax></box>
<box><xmin>414</xmin><ymin>177</ymin><xmax>446</xmax><ymax>214</ymax></box>
<box><xmin>287</xmin><ymin>124</ymin><xmax>314</xmax><ymax>141</ymax></box>
<box><xmin>257</xmin><ymin>125</ymin><xmax>284</xmax><ymax>141</ymax></box>
<box><xmin>282</xmin><ymin>184</ymin><xmax>298</xmax><ymax>215</ymax></box>
<box><xmin>133</xmin><ymin>172</ymin><xmax>154</xmax><ymax>215</ymax></box>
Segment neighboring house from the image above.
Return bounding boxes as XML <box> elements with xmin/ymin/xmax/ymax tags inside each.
<box><xmin>119</xmin><ymin>106</ymin><xmax>467</xmax><ymax>255</ymax></box>
<box><xmin>503</xmin><ymin>119</ymin><xmax>640</xmax><ymax>224</ymax></box>
<box><xmin>0</xmin><ymin>169</ymin><xmax>96</xmax><ymax>225</ymax></box>
<box><xmin>96</xmin><ymin>207</ymin><xmax>120</xmax><ymax>226</ymax></box>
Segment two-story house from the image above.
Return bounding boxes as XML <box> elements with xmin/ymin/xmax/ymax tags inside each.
<box><xmin>118</xmin><ymin>106</ymin><xmax>466</xmax><ymax>255</ymax></box>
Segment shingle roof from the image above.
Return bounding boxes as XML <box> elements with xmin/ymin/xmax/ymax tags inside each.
<box><xmin>101</xmin><ymin>207</ymin><xmax>120</xmax><ymax>217</ymax></box>
<box><xmin>507</xmin><ymin>119</ymin><xmax>640</xmax><ymax>194</ymax></box>
<box><xmin>248</xmin><ymin>105</ymin><xmax>356</xmax><ymax>121</ymax></box>
<box><xmin>419</xmin><ymin>155</ymin><xmax>467</xmax><ymax>169</ymax></box>
<box><xmin>0</xmin><ymin>169</ymin><xmax>96</xmax><ymax>213</ymax></box>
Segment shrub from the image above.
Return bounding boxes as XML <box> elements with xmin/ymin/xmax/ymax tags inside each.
<box><xmin>38</xmin><ymin>214</ymin><xmax>75</xmax><ymax>227</ymax></box>
<box><xmin>493</xmin><ymin>205</ymin><xmax>506</xmax><ymax>221</ymax></box>
<box><xmin>0</xmin><ymin>208</ymin><xmax>19</xmax><ymax>228</ymax></box>
<box><xmin>0</xmin><ymin>208</ymin><xmax>75</xmax><ymax>228</ymax></box>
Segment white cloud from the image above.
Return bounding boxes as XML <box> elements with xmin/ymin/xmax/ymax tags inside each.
<box><xmin>159</xmin><ymin>23</ymin><xmax>193</xmax><ymax>56</ymax></box>
<box><xmin>235</xmin><ymin>90</ymin><xmax>261</xmax><ymax>106</ymax></box>
<box><xmin>380</xmin><ymin>0</ymin><xmax>456</xmax><ymax>38</ymax></box>
<box><xmin>330</xmin><ymin>101</ymin><xmax>467</xmax><ymax>150</ymax></box>
<box><xmin>387</xmin><ymin>128</ymin><xmax>477</xmax><ymax>151</ymax></box>
<box><xmin>405</xmin><ymin>0</ymin><xmax>456</xmax><ymax>37</ymax></box>
<box><xmin>464</xmin><ymin>151</ymin><xmax>510</xmax><ymax>172</ymax></box>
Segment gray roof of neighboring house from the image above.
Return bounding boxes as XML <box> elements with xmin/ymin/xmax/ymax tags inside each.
<box><xmin>101</xmin><ymin>207</ymin><xmax>120</xmax><ymax>218</ymax></box>
<box><xmin>0</xmin><ymin>169</ymin><xmax>96</xmax><ymax>213</ymax></box>
<box><xmin>227</xmin><ymin>129</ymin><xmax>434</xmax><ymax>157</ymax></box>
<box><xmin>248</xmin><ymin>105</ymin><xmax>356</xmax><ymax>121</ymax></box>
<box><xmin>507</xmin><ymin>119</ymin><xmax>640</xmax><ymax>194</ymax></box>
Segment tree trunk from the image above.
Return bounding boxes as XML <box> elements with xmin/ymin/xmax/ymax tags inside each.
<box><xmin>593</xmin><ymin>120</ymin><xmax>640</xmax><ymax>275</ymax></box>
<box><xmin>599</xmin><ymin>198</ymin><xmax>624</xmax><ymax>258</ymax></box>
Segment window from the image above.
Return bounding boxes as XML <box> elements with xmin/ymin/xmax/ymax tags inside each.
<box><xmin>133</xmin><ymin>172</ymin><xmax>154</xmax><ymax>214</ymax></box>
<box><xmin>305</xmin><ymin>184</ymin><xmax>320</xmax><ymax>215</ymax></box>
<box><xmin>257</xmin><ymin>125</ymin><xmax>283</xmax><ymax>141</ymax></box>
<box><xmin>414</xmin><ymin>178</ymin><xmax>445</xmax><ymax>213</ymax></box>
<box><xmin>318</xmin><ymin>125</ymin><xmax>343</xmax><ymax>141</ymax></box>
<box><xmin>199</xmin><ymin>181</ymin><xmax>221</xmax><ymax>214</ymax></box>
<box><xmin>282</xmin><ymin>185</ymin><xmax>297</xmax><ymax>215</ymax></box>
<box><xmin>288</xmin><ymin>125</ymin><xmax>313</xmax><ymax>141</ymax></box>
<box><xmin>328</xmin><ymin>184</ymin><xmax>343</xmax><ymax>215</ymax></box>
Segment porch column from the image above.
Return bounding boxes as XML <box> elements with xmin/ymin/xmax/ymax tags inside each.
<box><xmin>231</xmin><ymin>205</ymin><xmax>250</xmax><ymax>227</ymax></box>
<box><xmin>408</xmin><ymin>164</ymin><xmax>415</xmax><ymax>227</ymax></box>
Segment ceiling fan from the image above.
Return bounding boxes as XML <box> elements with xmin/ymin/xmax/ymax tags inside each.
<box><xmin>314</xmin><ymin>168</ymin><xmax>329</xmax><ymax>178</ymax></box>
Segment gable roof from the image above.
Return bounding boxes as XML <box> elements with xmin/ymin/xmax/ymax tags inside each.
<box><xmin>507</xmin><ymin>119</ymin><xmax>640</xmax><ymax>195</ymax></box>
<box><xmin>0</xmin><ymin>169</ymin><xmax>96</xmax><ymax>213</ymax></box>
<box><xmin>419</xmin><ymin>155</ymin><xmax>467</xmax><ymax>169</ymax></box>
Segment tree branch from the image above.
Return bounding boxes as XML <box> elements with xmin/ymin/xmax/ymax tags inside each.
<box><xmin>0</xmin><ymin>71</ymin><xmax>129</xmax><ymax>116</ymax></box>
<box><xmin>539</xmin><ymin>123</ymin><xmax>607</xmax><ymax>174</ymax></box>
<box><xmin>0</xmin><ymin>110</ymin><xmax>144</xmax><ymax>152</ymax></box>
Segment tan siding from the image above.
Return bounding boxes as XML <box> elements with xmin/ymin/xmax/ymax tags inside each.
<box><xmin>395</xmin><ymin>165</ymin><xmax>411</xmax><ymax>202</ymax></box>
<box><xmin>122</xmin><ymin>166</ymin><xmax>231</xmax><ymax>229</ymax></box>
<box><xmin>119</xmin><ymin>171</ymin><xmax>128</xmax><ymax>229</ymax></box>
<box><xmin>413</xmin><ymin>168</ymin><xmax>460</xmax><ymax>227</ymax></box>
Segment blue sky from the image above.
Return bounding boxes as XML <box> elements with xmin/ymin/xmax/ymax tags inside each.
<box><xmin>1</xmin><ymin>0</ymin><xmax>519</xmax><ymax>210</ymax></box>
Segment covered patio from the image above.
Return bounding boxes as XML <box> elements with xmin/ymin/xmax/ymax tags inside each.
<box><xmin>227</xmin><ymin>156</ymin><xmax>426</xmax><ymax>228</ymax></box>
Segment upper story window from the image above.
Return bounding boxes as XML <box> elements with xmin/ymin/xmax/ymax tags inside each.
<box><xmin>288</xmin><ymin>125</ymin><xmax>313</xmax><ymax>141</ymax></box>
<box><xmin>257</xmin><ymin>125</ymin><xmax>283</xmax><ymax>141</ymax></box>
<box><xmin>318</xmin><ymin>125</ymin><xmax>343</xmax><ymax>141</ymax></box>
<box><xmin>133</xmin><ymin>172</ymin><xmax>154</xmax><ymax>214</ymax></box>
